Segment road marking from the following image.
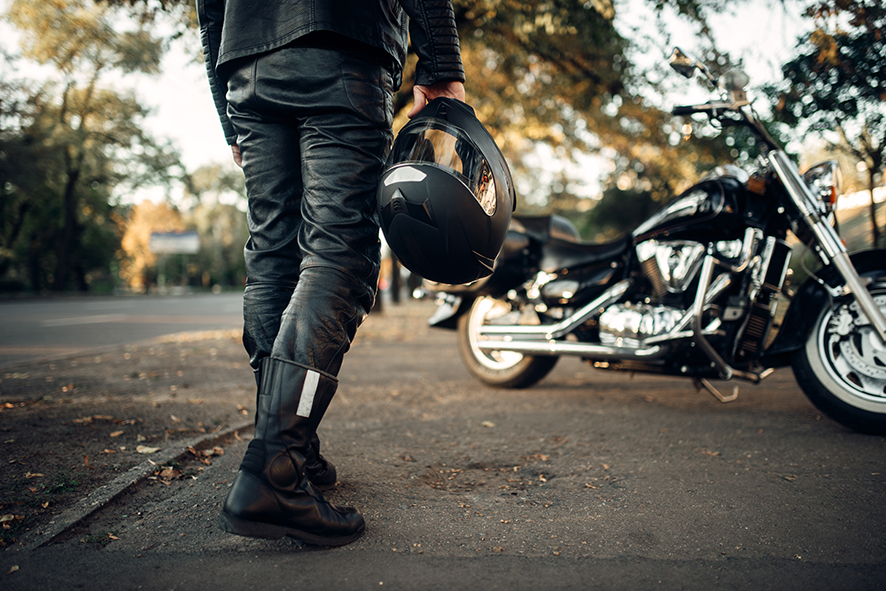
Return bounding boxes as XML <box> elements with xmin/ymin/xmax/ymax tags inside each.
<box><xmin>0</xmin><ymin>346</ymin><xmax>83</xmax><ymax>355</ymax></box>
<box><xmin>42</xmin><ymin>315</ymin><xmax>240</xmax><ymax>327</ymax></box>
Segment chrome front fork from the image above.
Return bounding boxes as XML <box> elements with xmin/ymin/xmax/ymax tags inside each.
<box><xmin>770</xmin><ymin>151</ymin><xmax>886</xmax><ymax>344</ymax></box>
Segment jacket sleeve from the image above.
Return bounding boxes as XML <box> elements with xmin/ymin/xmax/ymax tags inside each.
<box><xmin>400</xmin><ymin>0</ymin><xmax>465</xmax><ymax>87</ymax></box>
<box><xmin>197</xmin><ymin>0</ymin><xmax>237</xmax><ymax>145</ymax></box>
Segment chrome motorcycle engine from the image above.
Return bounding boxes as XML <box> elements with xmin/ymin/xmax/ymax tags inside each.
<box><xmin>636</xmin><ymin>239</ymin><xmax>706</xmax><ymax>299</ymax></box>
<box><xmin>597</xmin><ymin>239</ymin><xmax>707</xmax><ymax>345</ymax></box>
<box><xmin>598</xmin><ymin>302</ymin><xmax>684</xmax><ymax>345</ymax></box>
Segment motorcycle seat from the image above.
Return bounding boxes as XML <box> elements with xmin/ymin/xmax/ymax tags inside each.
<box><xmin>540</xmin><ymin>235</ymin><xmax>630</xmax><ymax>273</ymax></box>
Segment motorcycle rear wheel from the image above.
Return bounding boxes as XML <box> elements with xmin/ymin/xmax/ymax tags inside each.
<box><xmin>793</xmin><ymin>283</ymin><xmax>886</xmax><ymax>434</ymax></box>
<box><xmin>457</xmin><ymin>296</ymin><xmax>558</xmax><ymax>388</ymax></box>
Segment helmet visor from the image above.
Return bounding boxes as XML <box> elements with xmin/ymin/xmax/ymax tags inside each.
<box><xmin>390</xmin><ymin>121</ymin><xmax>497</xmax><ymax>216</ymax></box>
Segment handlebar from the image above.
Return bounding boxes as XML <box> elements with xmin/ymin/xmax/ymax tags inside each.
<box><xmin>671</xmin><ymin>100</ymin><xmax>777</xmax><ymax>151</ymax></box>
<box><xmin>672</xmin><ymin>105</ymin><xmax>699</xmax><ymax>116</ymax></box>
<box><xmin>671</xmin><ymin>101</ymin><xmax>737</xmax><ymax>117</ymax></box>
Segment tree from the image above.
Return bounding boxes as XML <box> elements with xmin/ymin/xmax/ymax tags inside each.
<box><xmin>106</xmin><ymin>0</ymin><xmax>749</xmax><ymax>208</ymax></box>
<box><xmin>767</xmin><ymin>0</ymin><xmax>886</xmax><ymax>246</ymax></box>
<box><xmin>118</xmin><ymin>200</ymin><xmax>186</xmax><ymax>291</ymax></box>
<box><xmin>185</xmin><ymin>163</ymin><xmax>249</xmax><ymax>288</ymax></box>
<box><xmin>1</xmin><ymin>0</ymin><xmax>182</xmax><ymax>291</ymax></box>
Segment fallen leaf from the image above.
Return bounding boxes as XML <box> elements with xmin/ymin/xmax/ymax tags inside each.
<box><xmin>481</xmin><ymin>421</ymin><xmax>495</xmax><ymax>428</ymax></box>
<box><xmin>189</xmin><ymin>446</ymin><xmax>212</xmax><ymax>465</ymax></box>
<box><xmin>158</xmin><ymin>467</ymin><xmax>180</xmax><ymax>479</ymax></box>
<box><xmin>6</xmin><ymin>565</ymin><xmax>19</xmax><ymax>574</ymax></box>
<box><xmin>158</xmin><ymin>467</ymin><xmax>182</xmax><ymax>481</ymax></box>
<box><xmin>108</xmin><ymin>533</ymin><xmax>120</xmax><ymax>540</ymax></box>
<box><xmin>100</xmin><ymin>449</ymin><xmax>116</xmax><ymax>454</ymax></box>
<box><xmin>170</xmin><ymin>415</ymin><xmax>181</xmax><ymax>423</ymax></box>
<box><xmin>25</xmin><ymin>472</ymin><xmax>43</xmax><ymax>479</ymax></box>
<box><xmin>136</xmin><ymin>445</ymin><xmax>161</xmax><ymax>454</ymax></box>
<box><xmin>109</xmin><ymin>430</ymin><xmax>124</xmax><ymax>438</ymax></box>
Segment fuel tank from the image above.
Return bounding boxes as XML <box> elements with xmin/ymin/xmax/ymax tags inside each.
<box><xmin>632</xmin><ymin>178</ymin><xmax>748</xmax><ymax>243</ymax></box>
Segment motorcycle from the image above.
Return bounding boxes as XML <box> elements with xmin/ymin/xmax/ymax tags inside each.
<box><xmin>423</xmin><ymin>46</ymin><xmax>886</xmax><ymax>434</ymax></box>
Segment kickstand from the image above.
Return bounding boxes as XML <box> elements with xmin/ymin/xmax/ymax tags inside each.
<box><xmin>693</xmin><ymin>378</ymin><xmax>739</xmax><ymax>403</ymax></box>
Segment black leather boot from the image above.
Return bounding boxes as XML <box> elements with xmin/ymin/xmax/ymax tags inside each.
<box><xmin>254</xmin><ymin>362</ymin><xmax>337</xmax><ymax>491</ymax></box>
<box><xmin>305</xmin><ymin>432</ymin><xmax>337</xmax><ymax>490</ymax></box>
<box><xmin>219</xmin><ymin>358</ymin><xmax>364</xmax><ymax>546</ymax></box>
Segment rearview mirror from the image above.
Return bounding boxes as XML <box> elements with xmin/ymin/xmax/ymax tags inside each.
<box><xmin>669</xmin><ymin>47</ymin><xmax>699</xmax><ymax>79</ymax></box>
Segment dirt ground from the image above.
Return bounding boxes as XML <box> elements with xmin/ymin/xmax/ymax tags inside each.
<box><xmin>0</xmin><ymin>300</ymin><xmax>434</xmax><ymax>548</ymax></box>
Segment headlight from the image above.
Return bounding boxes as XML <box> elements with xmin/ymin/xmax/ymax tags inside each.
<box><xmin>802</xmin><ymin>160</ymin><xmax>843</xmax><ymax>214</ymax></box>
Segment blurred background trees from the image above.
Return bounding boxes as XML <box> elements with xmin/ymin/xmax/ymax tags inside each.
<box><xmin>765</xmin><ymin>0</ymin><xmax>885</xmax><ymax>247</ymax></box>
<box><xmin>0</xmin><ymin>0</ymin><xmax>883</xmax><ymax>294</ymax></box>
<box><xmin>1</xmin><ymin>0</ymin><xmax>182</xmax><ymax>292</ymax></box>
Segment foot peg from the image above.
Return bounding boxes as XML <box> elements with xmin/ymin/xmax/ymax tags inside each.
<box><xmin>693</xmin><ymin>378</ymin><xmax>739</xmax><ymax>403</ymax></box>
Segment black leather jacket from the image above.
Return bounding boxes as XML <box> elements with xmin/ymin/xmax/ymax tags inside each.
<box><xmin>198</xmin><ymin>0</ymin><xmax>465</xmax><ymax>144</ymax></box>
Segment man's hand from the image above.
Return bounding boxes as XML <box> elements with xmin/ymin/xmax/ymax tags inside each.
<box><xmin>407</xmin><ymin>81</ymin><xmax>466</xmax><ymax>118</ymax></box>
<box><xmin>231</xmin><ymin>143</ymin><xmax>243</xmax><ymax>168</ymax></box>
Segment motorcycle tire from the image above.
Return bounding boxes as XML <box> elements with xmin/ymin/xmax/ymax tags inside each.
<box><xmin>792</xmin><ymin>282</ymin><xmax>886</xmax><ymax>434</ymax></box>
<box><xmin>457</xmin><ymin>296</ymin><xmax>558</xmax><ymax>389</ymax></box>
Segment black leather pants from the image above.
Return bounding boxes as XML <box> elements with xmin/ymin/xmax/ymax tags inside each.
<box><xmin>226</xmin><ymin>43</ymin><xmax>394</xmax><ymax>377</ymax></box>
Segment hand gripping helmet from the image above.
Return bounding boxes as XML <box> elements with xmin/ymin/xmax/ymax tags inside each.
<box><xmin>378</xmin><ymin>98</ymin><xmax>516</xmax><ymax>285</ymax></box>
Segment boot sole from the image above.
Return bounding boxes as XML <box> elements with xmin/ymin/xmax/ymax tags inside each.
<box><xmin>218</xmin><ymin>511</ymin><xmax>365</xmax><ymax>547</ymax></box>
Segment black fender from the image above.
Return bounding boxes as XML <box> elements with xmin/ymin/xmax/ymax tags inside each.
<box><xmin>762</xmin><ymin>248</ymin><xmax>886</xmax><ymax>367</ymax></box>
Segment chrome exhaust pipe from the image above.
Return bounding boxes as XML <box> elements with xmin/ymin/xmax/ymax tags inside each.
<box><xmin>476</xmin><ymin>339</ymin><xmax>664</xmax><ymax>359</ymax></box>
<box><xmin>479</xmin><ymin>279</ymin><xmax>632</xmax><ymax>340</ymax></box>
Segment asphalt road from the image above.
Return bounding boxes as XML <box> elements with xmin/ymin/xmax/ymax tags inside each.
<box><xmin>0</xmin><ymin>292</ymin><xmax>243</xmax><ymax>367</ymax></box>
<box><xmin>2</xmin><ymin>300</ymin><xmax>885</xmax><ymax>589</ymax></box>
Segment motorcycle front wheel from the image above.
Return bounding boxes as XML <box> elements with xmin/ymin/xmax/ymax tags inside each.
<box><xmin>457</xmin><ymin>296</ymin><xmax>558</xmax><ymax>388</ymax></box>
<box><xmin>793</xmin><ymin>282</ymin><xmax>886</xmax><ymax>434</ymax></box>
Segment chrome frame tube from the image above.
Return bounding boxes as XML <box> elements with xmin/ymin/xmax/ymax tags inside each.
<box><xmin>691</xmin><ymin>255</ymin><xmax>734</xmax><ymax>380</ymax></box>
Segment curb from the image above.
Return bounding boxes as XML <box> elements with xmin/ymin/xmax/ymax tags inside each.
<box><xmin>17</xmin><ymin>418</ymin><xmax>254</xmax><ymax>551</ymax></box>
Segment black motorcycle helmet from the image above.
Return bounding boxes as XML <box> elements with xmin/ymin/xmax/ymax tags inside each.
<box><xmin>377</xmin><ymin>98</ymin><xmax>516</xmax><ymax>285</ymax></box>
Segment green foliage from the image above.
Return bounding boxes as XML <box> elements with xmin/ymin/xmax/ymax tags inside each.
<box><xmin>1</xmin><ymin>0</ymin><xmax>183</xmax><ymax>292</ymax></box>
<box><xmin>765</xmin><ymin>0</ymin><xmax>886</xmax><ymax>245</ymax></box>
<box><xmin>186</xmin><ymin>164</ymin><xmax>249</xmax><ymax>288</ymax></box>
<box><xmin>582</xmin><ymin>186</ymin><xmax>660</xmax><ymax>241</ymax></box>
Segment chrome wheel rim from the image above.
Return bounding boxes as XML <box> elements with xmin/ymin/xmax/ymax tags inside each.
<box><xmin>467</xmin><ymin>297</ymin><xmax>525</xmax><ymax>371</ymax></box>
<box><xmin>816</xmin><ymin>288</ymin><xmax>886</xmax><ymax>408</ymax></box>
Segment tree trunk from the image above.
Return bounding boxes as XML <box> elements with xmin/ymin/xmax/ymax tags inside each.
<box><xmin>53</xmin><ymin>167</ymin><xmax>80</xmax><ymax>291</ymax></box>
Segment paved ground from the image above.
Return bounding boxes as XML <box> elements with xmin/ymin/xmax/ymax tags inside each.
<box><xmin>1</xmin><ymin>300</ymin><xmax>885</xmax><ymax>589</ymax></box>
